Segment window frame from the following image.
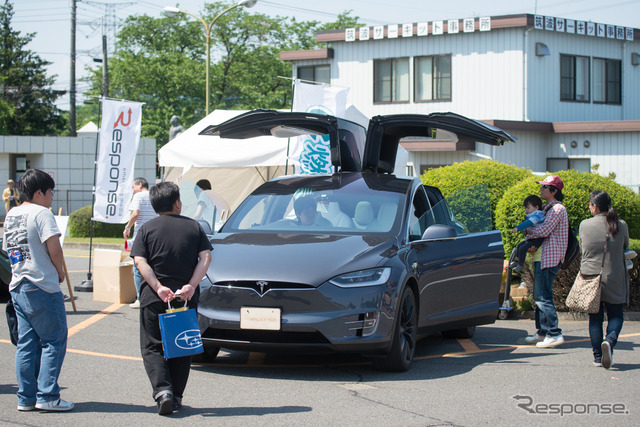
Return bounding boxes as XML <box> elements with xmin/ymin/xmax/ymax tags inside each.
<box><xmin>546</xmin><ymin>157</ymin><xmax>591</xmax><ymax>173</ymax></box>
<box><xmin>413</xmin><ymin>54</ymin><xmax>452</xmax><ymax>102</ymax></box>
<box><xmin>373</xmin><ymin>57</ymin><xmax>411</xmax><ymax>104</ymax></box>
<box><xmin>592</xmin><ymin>57</ymin><xmax>621</xmax><ymax>105</ymax></box>
<box><xmin>297</xmin><ymin>65</ymin><xmax>331</xmax><ymax>85</ymax></box>
<box><xmin>560</xmin><ymin>54</ymin><xmax>590</xmax><ymax>103</ymax></box>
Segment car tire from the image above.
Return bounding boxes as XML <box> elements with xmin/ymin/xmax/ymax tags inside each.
<box><xmin>373</xmin><ymin>286</ymin><xmax>417</xmax><ymax>372</ymax></box>
<box><xmin>191</xmin><ymin>343</ymin><xmax>220</xmax><ymax>364</ymax></box>
<box><xmin>441</xmin><ymin>325</ymin><xmax>476</xmax><ymax>339</ymax></box>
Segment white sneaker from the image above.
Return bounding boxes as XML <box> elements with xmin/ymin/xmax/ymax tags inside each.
<box><xmin>524</xmin><ymin>333</ymin><xmax>544</xmax><ymax>344</ymax></box>
<box><xmin>17</xmin><ymin>404</ymin><xmax>35</xmax><ymax>411</ymax></box>
<box><xmin>536</xmin><ymin>334</ymin><xmax>565</xmax><ymax>348</ymax></box>
<box><xmin>35</xmin><ymin>399</ymin><xmax>74</xmax><ymax>412</ymax></box>
<box><xmin>601</xmin><ymin>341</ymin><xmax>613</xmax><ymax>369</ymax></box>
<box><xmin>129</xmin><ymin>300</ymin><xmax>140</xmax><ymax>309</ymax></box>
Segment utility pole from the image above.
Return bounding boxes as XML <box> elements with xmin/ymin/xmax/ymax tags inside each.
<box><xmin>70</xmin><ymin>0</ymin><xmax>77</xmax><ymax>136</ymax></box>
<box><xmin>102</xmin><ymin>26</ymin><xmax>109</xmax><ymax>97</ymax></box>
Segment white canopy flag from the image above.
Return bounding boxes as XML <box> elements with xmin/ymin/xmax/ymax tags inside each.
<box><xmin>93</xmin><ymin>99</ymin><xmax>143</xmax><ymax>223</ymax></box>
<box><xmin>291</xmin><ymin>80</ymin><xmax>349</xmax><ymax>174</ymax></box>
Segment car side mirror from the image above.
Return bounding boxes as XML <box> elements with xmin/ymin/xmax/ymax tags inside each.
<box><xmin>421</xmin><ymin>224</ymin><xmax>457</xmax><ymax>241</ymax></box>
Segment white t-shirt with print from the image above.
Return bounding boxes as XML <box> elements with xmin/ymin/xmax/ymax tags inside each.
<box><xmin>2</xmin><ymin>203</ymin><xmax>61</xmax><ymax>293</ymax></box>
<box><xmin>129</xmin><ymin>190</ymin><xmax>157</xmax><ymax>239</ymax></box>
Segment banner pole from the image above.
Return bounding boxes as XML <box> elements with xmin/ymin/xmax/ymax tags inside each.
<box><xmin>74</xmin><ymin>97</ymin><xmax>102</xmax><ymax>292</ymax></box>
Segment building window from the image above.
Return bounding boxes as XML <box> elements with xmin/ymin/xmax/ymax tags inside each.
<box><xmin>560</xmin><ymin>55</ymin><xmax>589</xmax><ymax>102</ymax></box>
<box><xmin>414</xmin><ymin>55</ymin><xmax>452</xmax><ymax>102</ymax></box>
<box><xmin>593</xmin><ymin>58</ymin><xmax>621</xmax><ymax>104</ymax></box>
<box><xmin>297</xmin><ymin>65</ymin><xmax>330</xmax><ymax>84</ymax></box>
<box><xmin>374</xmin><ymin>58</ymin><xmax>410</xmax><ymax>103</ymax></box>
<box><xmin>547</xmin><ymin>158</ymin><xmax>590</xmax><ymax>173</ymax></box>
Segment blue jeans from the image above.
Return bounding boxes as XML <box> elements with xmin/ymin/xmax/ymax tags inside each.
<box><xmin>589</xmin><ymin>302</ymin><xmax>624</xmax><ymax>360</ymax></box>
<box><xmin>133</xmin><ymin>264</ymin><xmax>142</xmax><ymax>300</ymax></box>
<box><xmin>533</xmin><ymin>262</ymin><xmax>562</xmax><ymax>337</ymax></box>
<box><xmin>10</xmin><ymin>281</ymin><xmax>68</xmax><ymax>406</ymax></box>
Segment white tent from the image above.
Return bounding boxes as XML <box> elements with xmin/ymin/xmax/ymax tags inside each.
<box><xmin>158</xmin><ymin>109</ymin><xmax>412</xmax><ymax>227</ymax></box>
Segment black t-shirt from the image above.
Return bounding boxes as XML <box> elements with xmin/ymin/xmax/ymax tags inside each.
<box><xmin>130</xmin><ymin>214</ymin><xmax>212</xmax><ymax>307</ymax></box>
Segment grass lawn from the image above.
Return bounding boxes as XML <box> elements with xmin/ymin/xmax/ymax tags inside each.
<box><xmin>65</xmin><ymin>237</ymin><xmax>124</xmax><ymax>245</ymax></box>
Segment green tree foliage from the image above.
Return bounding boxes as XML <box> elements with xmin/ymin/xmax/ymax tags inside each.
<box><xmin>0</xmin><ymin>0</ymin><xmax>64</xmax><ymax>135</ymax></box>
<box><xmin>85</xmin><ymin>1</ymin><xmax>362</xmax><ymax>150</ymax></box>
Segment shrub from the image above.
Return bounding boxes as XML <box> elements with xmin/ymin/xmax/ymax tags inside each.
<box><xmin>421</xmin><ymin>160</ymin><xmax>533</xmax><ymax>229</ymax></box>
<box><xmin>495</xmin><ymin>169</ymin><xmax>640</xmax><ymax>256</ymax></box>
<box><xmin>69</xmin><ymin>205</ymin><xmax>127</xmax><ymax>238</ymax></box>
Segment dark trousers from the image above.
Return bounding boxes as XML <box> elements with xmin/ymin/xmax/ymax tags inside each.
<box><xmin>516</xmin><ymin>238</ymin><xmax>545</xmax><ymax>266</ymax></box>
<box><xmin>589</xmin><ymin>301</ymin><xmax>624</xmax><ymax>360</ymax></box>
<box><xmin>140</xmin><ymin>301</ymin><xmax>193</xmax><ymax>401</ymax></box>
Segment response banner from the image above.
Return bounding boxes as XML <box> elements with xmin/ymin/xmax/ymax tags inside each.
<box><xmin>93</xmin><ymin>99</ymin><xmax>143</xmax><ymax>223</ymax></box>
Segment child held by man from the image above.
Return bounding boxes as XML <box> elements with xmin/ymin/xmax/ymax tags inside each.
<box><xmin>510</xmin><ymin>195</ymin><xmax>545</xmax><ymax>273</ymax></box>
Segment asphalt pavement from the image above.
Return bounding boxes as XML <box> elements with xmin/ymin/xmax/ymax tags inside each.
<box><xmin>0</xmin><ymin>245</ymin><xmax>639</xmax><ymax>426</ymax></box>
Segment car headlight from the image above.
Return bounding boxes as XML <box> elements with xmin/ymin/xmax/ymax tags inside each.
<box><xmin>329</xmin><ymin>268</ymin><xmax>391</xmax><ymax>288</ymax></box>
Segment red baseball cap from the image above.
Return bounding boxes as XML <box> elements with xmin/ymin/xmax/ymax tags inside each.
<box><xmin>536</xmin><ymin>175</ymin><xmax>564</xmax><ymax>190</ymax></box>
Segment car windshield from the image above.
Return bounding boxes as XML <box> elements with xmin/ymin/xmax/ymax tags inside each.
<box><xmin>222</xmin><ymin>175</ymin><xmax>409</xmax><ymax>235</ymax></box>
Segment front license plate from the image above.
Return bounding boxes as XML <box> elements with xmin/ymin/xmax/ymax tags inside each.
<box><xmin>240</xmin><ymin>307</ymin><xmax>281</xmax><ymax>330</ymax></box>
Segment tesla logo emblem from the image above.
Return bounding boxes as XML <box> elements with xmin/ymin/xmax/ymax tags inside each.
<box><xmin>256</xmin><ymin>281</ymin><xmax>268</xmax><ymax>295</ymax></box>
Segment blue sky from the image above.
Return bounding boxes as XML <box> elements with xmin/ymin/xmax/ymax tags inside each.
<box><xmin>10</xmin><ymin>0</ymin><xmax>640</xmax><ymax>110</ymax></box>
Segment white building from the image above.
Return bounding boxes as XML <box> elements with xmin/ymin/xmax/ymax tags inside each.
<box><xmin>281</xmin><ymin>14</ymin><xmax>640</xmax><ymax>189</ymax></box>
<box><xmin>0</xmin><ymin>131</ymin><xmax>156</xmax><ymax>217</ymax></box>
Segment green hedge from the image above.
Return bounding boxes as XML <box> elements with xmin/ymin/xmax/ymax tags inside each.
<box><xmin>421</xmin><ymin>160</ymin><xmax>532</xmax><ymax>229</ymax></box>
<box><xmin>69</xmin><ymin>205</ymin><xmax>127</xmax><ymax>238</ymax></box>
<box><xmin>496</xmin><ymin>169</ymin><xmax>640</xmax><ymax>256</ymax></box>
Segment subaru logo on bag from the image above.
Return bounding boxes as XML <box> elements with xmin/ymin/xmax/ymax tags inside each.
<box><xmin>175</xmin><ymin>329</ymin><xmax>203</xmax><ymax>350</ymax></box>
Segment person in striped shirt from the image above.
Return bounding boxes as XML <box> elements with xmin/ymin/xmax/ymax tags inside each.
<box><xmin>123</xmin><ymin>177</ymin><xmax>158</xmax><ymax>308</ymax></box>
<box><xmin>523</xmin><ymin>175</ymin><xmax>569</xmax><ymax>348</ymax></box>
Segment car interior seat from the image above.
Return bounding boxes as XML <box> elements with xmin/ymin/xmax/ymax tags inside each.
<box><xmin>321</xmin><ymin>202</ymin><xmax>352</xmax><ymax>228</ymax></box>
<box><xmin>375</xmin><ymin>202</ymin><xmax>397</xmax><ymax>231</ymax></box>
<box><xmin>352</xmin><ymin>201</ymin><xmax>375</xmax><ymax>229</ymax></box>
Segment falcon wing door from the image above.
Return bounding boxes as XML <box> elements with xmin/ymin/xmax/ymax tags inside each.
<box><xmin>200</xmin><ymin>109</ymin><xmax>365</xmax><ymax>173</ymax></box>
<box><xmin>364</xmin><ymin>112</ymin><xmax>517</xmax><ymax>174</ymax></box>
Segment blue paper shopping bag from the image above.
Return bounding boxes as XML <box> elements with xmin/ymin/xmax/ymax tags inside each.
<box><xmin>158</xmin><ymin>301</ymin><xmax>204</xmax><ymax>359</ymax></box>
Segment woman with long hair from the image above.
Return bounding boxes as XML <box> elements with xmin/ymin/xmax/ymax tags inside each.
<box><xmin>578</xmin><ymin>190</ymin><xmax>629</xmax><ymax>369</ymax></box>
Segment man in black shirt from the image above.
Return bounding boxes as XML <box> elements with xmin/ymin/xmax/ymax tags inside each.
<box><xmin>130</xmin><ymin>182</ymin><xmax>212</xmax><ymax>416</ymax></box>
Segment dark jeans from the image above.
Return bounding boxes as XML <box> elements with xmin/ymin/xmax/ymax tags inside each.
<box><xmin>589</xmin><ymin>301</ymin><xmax>624</xmax><ymax>360</ymax></box>
<box><xmin>140</xmin><ymin>300</ymin><xmax>194</xmax><ymax>401</ymax></box>
<box><xmin>515</xmin><ymin>238</ymin><xmax>545</xmax><ymax>266</ymax></box>
<box><xmin>533</xmin><ymin>262</ymin><xmax>562</xmax><ymax>337</ymax></box>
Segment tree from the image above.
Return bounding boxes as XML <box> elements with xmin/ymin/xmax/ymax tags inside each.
<box><xmin>85</xmin><ymin>1</ymin><xmax>362</xmax><ymax>149</ymax></box>
<box><xmin>0</xmin><ymin>0</ymin><xmax>64</xmax><ymax>135</ymax></box>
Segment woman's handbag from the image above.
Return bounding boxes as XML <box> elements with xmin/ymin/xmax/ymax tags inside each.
<box><xmin>565</xmin><ymin>235</ymin><xmax>609</xmax><ymax>314</ymax></box>
<box><xmin>158</xmin><ymin>299</ymin><xmax>204</xmax><ymax>359</ymax></box>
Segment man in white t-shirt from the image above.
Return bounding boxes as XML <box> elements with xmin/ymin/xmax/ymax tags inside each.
<box><xmin>3</xmin><ymin>169</ymin><xmax>74</xmax><ymax>412</ymax></box>
<box><xmin>123</xmin><ymin>177</ymin><xmax>158</xmax><ymax>308</ymax></box>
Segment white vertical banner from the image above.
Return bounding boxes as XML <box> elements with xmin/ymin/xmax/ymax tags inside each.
<box><xmin>290</xmin><ymin>80</ymin><xmax>349</xmax><ymax>174</ymax></box>
<box><xmin>93</xmin><ymin>98</ymin><xmax>144</xmax><ymax>223</ymax></box>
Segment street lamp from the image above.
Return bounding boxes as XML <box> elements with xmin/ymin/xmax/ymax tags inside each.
<box><xmin>164</xmin><ymin>0</ymin><xmax>258</xmax><ymax>115</ymax></box>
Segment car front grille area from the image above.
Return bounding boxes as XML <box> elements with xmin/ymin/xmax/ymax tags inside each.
<box><xmin>214</xmin><ymin>281</ymin><xmax>315</xmax><ymax>296</ymax></box>
<box><xmin>202</xmin><ymin>328</ymin><xmax>330</xmax><ymax>344</ymax></box>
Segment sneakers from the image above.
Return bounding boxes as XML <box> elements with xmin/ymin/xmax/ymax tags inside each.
<box><xmin>17</xmin><ymin>404</ymin><xmax>35</xmax><ymax>411</ymax></box>
<box><xmin>536</xmin><ymin>334</ymin><xmax>565</xmax><ymax>348</ymax></box>
<box><xmin>157</xmin><ymin>393</ymin><xmax>173</xmax><ymax>416</ymax></box>
<box><xmin>35</xmin><ymin>399</ymin><xmax>74</xmax><ymax>412</ymax></box>
<box><xmin>524</xmin><ymin>333</ymin><xmax>545</xmax><ymax>344</ymax></box>
<box><xmin>172</xmin><ymin>396</ymin><xmax>183</xmax><ymax>412</ymax></box>
<box><xmin>513</xmin><ymin>264</ymin><xmax>524</xmax><ymax>273</ymax></box>
<box><xmin>601</xmin><ymin>341</ymin><xmax>613</xmax><ymax>369</ymax></box>
<box><xmin>129</xmin><ymin>300</ymin><xmax>140</xmax><ymax>309</ymax></box>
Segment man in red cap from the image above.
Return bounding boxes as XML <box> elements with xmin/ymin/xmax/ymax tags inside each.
<box><xmin>523</xmin><ymin>175</ymin><xmax>568</xmax><ymax>348</ymax></box>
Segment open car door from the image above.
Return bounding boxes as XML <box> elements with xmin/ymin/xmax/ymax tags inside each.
<box><xmin>200</xmin><ymin>109</ymin><xmax>366</xmax><ymax>173</ymax></box>
<box><xmin>364</xmin><ymin>112</ymin><xmax>517</xmax><ymax>174</ymax></box>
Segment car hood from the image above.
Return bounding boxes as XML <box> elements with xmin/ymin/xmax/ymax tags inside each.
<box><xmin>208</xmin><ymin>232</ymin><xmax>398</xmax><ymax>286</ymax></box>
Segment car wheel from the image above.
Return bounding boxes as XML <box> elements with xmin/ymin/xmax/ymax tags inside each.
<box><xmin>191</xmin><ymin>343</ymin><xmax>220</xmax><ymax>364</ymax></box>
<box><xmin>374</xmin><ymin>286</ymin><xmax>417</xmax><ymax>372</ymax></box>
<box><xmin>442</xmin><ymin>325</ymin><xmax>476</xmax><ymax>339</ymax></box>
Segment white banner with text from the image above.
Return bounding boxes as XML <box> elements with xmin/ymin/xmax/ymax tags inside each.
<box><xmin>93</xmin><ymin>99</ymin><xmax>143</xmax><ymax>223</ymax></box>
